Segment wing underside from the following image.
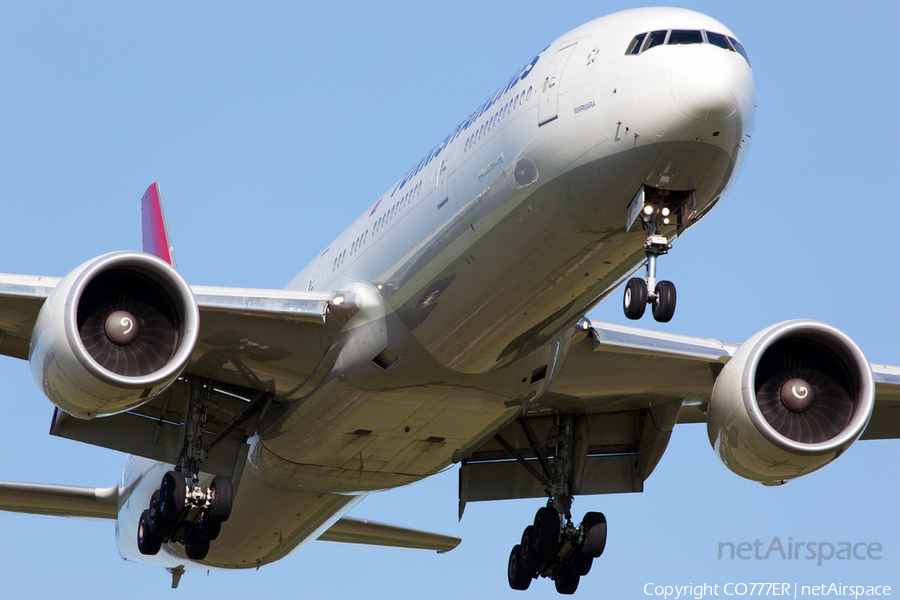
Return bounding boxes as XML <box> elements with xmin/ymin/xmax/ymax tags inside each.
<box><xmin>0</xmin><ymin>272</ymin><xmax>356</xmax><ymax>479</ymax></box>
<box><xmin>459</xmin><ymin>320</ymin><xmax>900</xmax><ymax>513</ymax></box>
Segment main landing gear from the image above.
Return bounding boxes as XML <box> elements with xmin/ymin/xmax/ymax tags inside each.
<box><xmin>137</xmin><ymin>472</ymin><xmax>234</xmax><ymax>560</ymax></box>
<box><xmin>504</xmin><ymin>415</ymin><xmax>608</xmax><ymax>595</ymax></box>
<box><xmin>508</xmin><ymin>506</ymin><xmax>607</xmax><ymax>594</ymax></box>
<box><xmin>137</xmin><ymin>379</ymin><xmax>235</xmax><ymax>561</ymax></box>
<box><xmin>623</xmin><ymin>204</ymin><xmax>677</xmax><ymax>323</ymax></box>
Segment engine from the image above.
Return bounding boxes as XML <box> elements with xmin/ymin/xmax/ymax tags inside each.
<box><xmin>29</xmin><ymin>251</ymin><xmax>199</xmax><ymax>419</ymax></box>
<box><xmin>707</xmin><ymin>320</ymin><xmax>874</xmax><ymax>484</ymax></box>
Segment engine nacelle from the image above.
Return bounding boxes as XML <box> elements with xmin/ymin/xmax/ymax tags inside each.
<box><xmin>707</xmin><ymin>320</ymin><xmax>874</xmax><ymax>484</ymax></box>
<box><xmin>29</xmin><ymin>251</ymin><xmax>199</xmax><ymax>419</ymax></box>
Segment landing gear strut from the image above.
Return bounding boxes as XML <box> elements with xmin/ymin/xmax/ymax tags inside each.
<box><xmin>505</xmin><ymin>415</ymin><xmax>608</xmax><ymax>594</ymax></box>
<box><xmin>137</xmin><ymin>379</ymin><xmax>235</xmax><ymax>560</ymax></box>
<box><xmin>623</xmin><ymin>199</ymin><xmax>678</xmax><ymax>323</ymax></box>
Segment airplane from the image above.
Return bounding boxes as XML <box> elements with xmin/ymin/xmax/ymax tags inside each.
<box><xmin>1</xmin><ymin>4</ymin><xmax>898</xmax><ymax>596</ymax></box>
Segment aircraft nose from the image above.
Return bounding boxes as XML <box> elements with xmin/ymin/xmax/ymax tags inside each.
<box><xmin>670</xmin><ymin>47</ymin><xmax>747</xmax><ymax>122</ymax></box>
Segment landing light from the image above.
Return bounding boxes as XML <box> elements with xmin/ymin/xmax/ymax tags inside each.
<box><xmin>333</xmin><ymin>295</ymin><xmax>345</xmax><ymax>306</ymax></box>
<box><xmin>642</xmin><ymin>205</ymin><xmax>654</xmax><ymax>215</ymax></box>
<box><xmin>661</xmin><ymin>207</ymin><xmax>670</xmax><ymax>217</ymax></box>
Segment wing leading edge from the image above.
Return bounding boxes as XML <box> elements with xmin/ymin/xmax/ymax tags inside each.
<box><xmin>546</xmin><ymin>319</ymin><xmax>900</xmax><ymax>438</ymax></box>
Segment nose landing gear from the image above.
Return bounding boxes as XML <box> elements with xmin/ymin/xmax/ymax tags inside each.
<box><xmin>623</xmin><ymin>201</ymin><xmax>678</xmax><ymax>323</ymax></box>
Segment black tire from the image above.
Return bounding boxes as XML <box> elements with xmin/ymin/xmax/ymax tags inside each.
<box><xmin>184</xmin><ymin>536</ymin><xmax>211</xmax><ymax>561</ymax></box>
<box><xmin>197</xmin><ymin>518</ymin><xmax>222</xmax><ymax>541</ymax></box>
<box><xmin>507</xmin><ymin>545</ymin><xmax>532</xmax><ymax>591</ymax></box>
<box><xmin>555</xmin><ymin>565</ymin><xmax>580</xmax><ymax>595</ymax></box>
<box><xmin>208</xmin><ymin>475</ymin><xmax>234</xmax><ymax>522</ymax></box>
<box><xmin>137</xmin><ymin>509</ymin><xmax>162</xmax><ymax>556</ymax></box>
<box><xmin>160</xmin><ymin>471</ymin><xmax>186</xmax><ymax>518</ymax></box>
<box><xmin>148</xmin><ymin>490</ymin><xmax>174</xmax><ymax>537</ymax></box>
<box><xmin>623</xmin><ymin>277</ymin><xmax>647</xmax><ymax>320</ymax></box>
<box><xmin>568</xmin><ymin>549</ymin><xmax>593</xmax><ymax>576</ymax></box>
<box><xmin>520</xmin><ymin>525</ymin><xmax>544</xmax><ymax>571</ymax></box>
<box><xmin>652</xmin><ymin>280</ymin><xmax>676</xmax><ymax>323</ymax></box>
<box><xmin>533</xmin><ymin>506</ymin><xmax>560</xmax><ymax>554</ymax></box>
<box><xmin>581</xmin><ymin>512</ymin><xmax>607</xmax><ymax>558</ymax></box>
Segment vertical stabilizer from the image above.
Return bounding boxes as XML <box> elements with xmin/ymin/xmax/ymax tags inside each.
<box><xmin>141</xmin><ymin>182</ymin><xmax>178</xmax><ymax>270</ymax></box>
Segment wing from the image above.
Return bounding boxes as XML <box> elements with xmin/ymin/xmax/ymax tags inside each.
<box><xmin>458</xmin><ymin>319</ymin><xmax>900</xmax><ymax>515</ymax></box>
<box><xmin>0</xmin><ymin>275</ymin><xmax>353</xmax><ymax>378</ymax></box>
<box><xmin>0</xmin><ymin>271</ymin><xmax>356</xmax><ymax>478</ymax></box>
<box><xmin>0</xmin><ymin>274</ymin><xmax>61</xmax><ymax>359</ymax></box>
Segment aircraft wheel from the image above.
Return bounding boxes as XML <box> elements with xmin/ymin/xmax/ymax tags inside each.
<box><xmin>148</xmin><ymin>490</ymin><xmax>174</xmax><ymax>536</ymax></box>
<box><xmin>507</xmin><ymin>545</ymin><xmax>532</xmax><ymax>591</ymax></box>
<box><xmin>185</xmin><ymin>536</ymin><xmax>210</xmax><ymax>561</ymax></box>
<box><xmin>581</xmin><ymin>512</ymin><xmax>607</xmax><ymax>558</ymax></box>
<box><xmin>533</xmin><ymin>506</ymin><xmax>560</xmax><ymax>554</ymax></box>
<box><xmin>652</xmin><ymin>280</ymin><xmax>676</xmax><ymax>323</ymax></box>
<box><xmin>197</xmin><ymin>518</ymin><xmax>222</xmax><ymax>542</ymax></box>
<box><xmin>137</xmin><ymin>509</ymin><xmax>162</xmax><ymax>556</ymax></box>
<box><xmin>568</xmin><ymin>550</ymin><xmax>593</xmax><ymax>576</ymax></box>
<box><xmin>159</xmin><ymin>471</ymin><xmax>186</xmax><ymax>518</ymax></box>
<box><xmin>208</xmin><ymin>475</ymin><xmax>234</xmax><ymax>522</ymax></box>
<box><xmin>623</xmin><ymin>278</ymin><xmax>647</xmax><ymax>320</ymax></box>
<box><xmin>520</xmin><ymin>525</ymin><xmax>544</xmax><ymax>571</ymax></box>
<box><xmin>555</xmin><ymin>565</ymin><xmax>580</xmax><ymax>595</ymax></box>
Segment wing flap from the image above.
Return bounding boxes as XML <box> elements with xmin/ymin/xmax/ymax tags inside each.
<box><xmin>50</xmin><ymin>379</ymin><xmax>260</xmax><ymax>481</ymax></box>
<box><xmin>317</xmin><ymin>517</ymin><xmax>461</xmax><ymax>553</ymax></box>
<box><xmin>0</xmin><ymin>481</ymin><xmax>118</xmax><ymax>520</ymax></box>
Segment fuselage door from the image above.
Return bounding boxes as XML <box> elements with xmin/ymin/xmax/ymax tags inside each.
<box><xmin>538</xmin><ymin>42</ymin><xmax>577</xmax><ymax>126</ymax></box>
<box><xmin>436</xmin><ymin>150</ymin><xmax>456</xmax><ymax>210</ymax></box>
<box><xmin>307</xmin><ymin>248</ymin><xmax>330</xmax><ymax>291</ymax></box>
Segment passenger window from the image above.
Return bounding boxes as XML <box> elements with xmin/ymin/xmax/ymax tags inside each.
<box><xmin>644</xmin><ymin>30</ymin><xmax>667</xmax><ymax>51</ymax></box>
<box><xmin>668</xmin><ymin>30</ymin><xmax>703</xmax><ymax>45</ymax></box>
<box><xmin>626</xmin><ymin>32</ymin><xmax>647</xmax><ymax>54</ymax></box>
<box><xmin>728</xmin><ymin>36</ymin><xmax>751</xmax><ymax>66</ymax></box>
<box><xmin>705</xmin><ymin>31</ymin><xmax>733</xmax><ymax>51</ymax></box>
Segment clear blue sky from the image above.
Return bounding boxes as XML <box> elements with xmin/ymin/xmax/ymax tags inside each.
<box><xmin>0</xmin><ymin>1</ymin><xmax>898</xmax><ymax>597</ymax></box>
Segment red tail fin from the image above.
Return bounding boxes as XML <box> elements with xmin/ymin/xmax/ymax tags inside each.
<box><xmin>140</xmin><ymin>182</ymin><xmax>178</xmax><ymax>269</ymax></box>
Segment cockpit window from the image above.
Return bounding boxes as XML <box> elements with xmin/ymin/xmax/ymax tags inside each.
<box><xmin>728</xmin><ymin>36</ymin><xmax>751</xmax><ymax>66</ymax></box>
<box><xmin>644</xmin><ymin>30</ymin><xmax>668</xmax><ymax>51</ymax></box>
<box><xmin>626</xmin><ymin>32</ymin><xmax>646</xmax><ymax>55</ymax></box>
<box><xmin>625</xmin><ymin>28</ymin><xmax>751</xmax><ymax>67</ymax></box>
<box><xmin>668</xmin><ymin>30</ymin><xmax>703</xmax><ymax>45</ymax></box>
<box><xmin>705</xmin><ymin>31</ymin><xmax>732</xmax><ymax>51</ymax></box>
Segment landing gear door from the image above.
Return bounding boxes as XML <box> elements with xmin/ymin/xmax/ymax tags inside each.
<box><xmin>538</xmin><ymin>43</ymin><xmax>577</xmax><ymax>126</ymax></box>
<box><xmin>626</xmin><ymin>186</ymin><xmax>646</xmax><ymax>232</ymax></box>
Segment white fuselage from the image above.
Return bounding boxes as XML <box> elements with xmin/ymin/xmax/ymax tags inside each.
<box><xmin>117</xmin><ymin>7</ymin><xmax>755</xmax><ymax>570</ymax></box>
